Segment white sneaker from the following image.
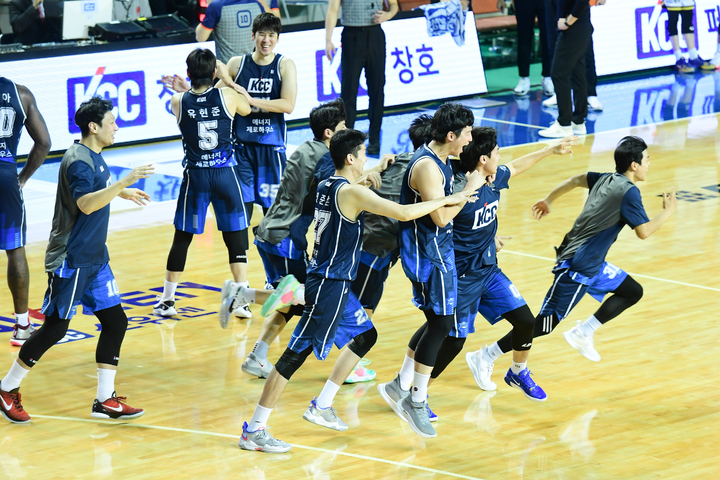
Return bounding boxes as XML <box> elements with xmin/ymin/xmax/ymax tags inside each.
<box><xmin>542</xmin><ymin>94</ymin><xmax>557</xmax><ymax>108</ymax></box>
<box><xmin>153</xmin><ymin>298</ymin><xmax>177</xmax><ymax>317</ymax></box>
<box><xmin>242</xmin><ymin>352</ymin><xmax>273</xmax><ymax>378</ymax></box>
<box><xmin>538</xmin><ymin>121</ymin><xmax>573</xmax><ymax>138</ymax></box>
<box><xmin>514</xmin><ymin>77</ymin><xmax>531</xmax><ymax>96</ymax></box>
<box><xmin>233</xmin><ymin>303</ymin><xmax>252</xmax><ymax>318</ymax></box>
<box><xmin>587</xmin><ymin>96</ymin><xmax>604</xmax><ymax>111</ymax></box>
<box><xmin>562</xmin><ymin>320</ymin><xmax>601</xmax><ymax>362</ymax></box>
<box><xmin>10</xmin><ymin>323</ymin><xmax>35</xmax><ymax>346</ymax></box>
<box><xmin>571</xmin><ymin>121</ymin><xmax>586</xmax><ymax>135</ymax></box>
<box><xmin>465</xmin><ymin>347</ymin><xmax>497</xmax><ymax>391</ymax></box>
<box><xmin>542</xmin><ymin>77</ymin><xmax>555</xmax><ymax>96</ymax></box>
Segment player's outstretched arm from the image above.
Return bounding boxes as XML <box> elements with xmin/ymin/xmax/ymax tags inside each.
<box><xmin>532</xmin><ymin>173</ymin><xmax>588</xmax><ymax>220</ymax></box>
<box><xmin>506</xmin><ymin>135</ymin><xmax>576</xmax><ymax>178</ymax></box>
<box><xmin>339</xmin><ymin>183</ymin><xmax>476</xmax><ymax>223</ymax></box>
<box><xmin>17</xmin><ymin>84</ymin><xmax>51</xmax><ymax>188</ymax></box>
<box><xmin>76</xmin><ymin>165</ymin><xmax>155</xmax><ymax>215</ymax></box>
<box><xmin>634</xmin><ymin>187</ymin><xmax>676</xmax><ymax>240</ymax></box>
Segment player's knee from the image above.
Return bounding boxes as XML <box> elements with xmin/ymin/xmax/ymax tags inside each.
<box><xmin>444</xmin><ymin>335</ymin><xmax>466</xmax><ymax>357</ymax></box>
<box><xmin>95</xmin><ymin>305</ymin><xmax>128</xmax><ymax>337</ymax></box>
<box><xmin>167</xmin><ymin>229</ymin><xmax>194</xmax><ymax>271</ymax></box>
<box><xmin>274</xmin><ymin>346</ymin><xmax>312</xmax><ymax>380</ymax></box>
<box><xmin>680</xmin><ymin>11</ymin><xmax>693</xmax><ymax>34</ymax></box>
<box><xmin>222</xmin><ymin>230</ymin><xmax>249</xmax><ymax>264</ymax></box>
<box><xmin>426</xmin><ymin>312</ymin><xmax>454</xmax><ymax>337</ymax></box>
<box><xmin>533</xmin><ymin>313</ymin><xmax>558</xmax><ymax>338</ymax></box>
<box><xmin>347</xmin><ymin>327</ymin><xmax>378</xmax><ymax>358</ymax></box>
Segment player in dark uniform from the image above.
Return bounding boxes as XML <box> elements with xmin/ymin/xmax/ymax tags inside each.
<box><xmin>478</xmin><ymin>136</ymin><xmax>676</xmax><ymax>376</ymax></box>
<box><xmin>0</xmin><ymin>96</ymin><xmax>153</xmax><ymax>424</ymax></box>
<box><xmin>236</xmin><ymin>129</ymin><xmax>478</xmax><ymax>452</ymax></box>
<box><xmin>153</xmin><ymin>49</ymin><xmax>252</xmax><ymax>319</ymax></box>
<box><xmin>377</xmin><ymin>103</ymin><xmax>483</xmax><ymax>438</ymax></box>
<box><xmin>0</xmin><ymin>76</ymin><xmax>51</xmax><ymax>346</ymax></box>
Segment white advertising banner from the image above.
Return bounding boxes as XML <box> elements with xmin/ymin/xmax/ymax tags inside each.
<box><xmin>5</xmin><ymin>14</ymin><xmax>486</xmax><ymax>156</ymax></box>
<box><xmin>593</xmin><ymin>0</ymin><xmax>720</xmax><ymax>76</ymax></box>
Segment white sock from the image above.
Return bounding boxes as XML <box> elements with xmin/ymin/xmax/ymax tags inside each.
<box><xmin>161</xmin><ymin>280</ymin><xmax>177</xmax><ymax>301</ymax></box>
<box><xmin>316</xmin><ymin>380</ymin><xmax>341</xmax><ymax>409</ymax></box>
<box><xmin>295</xmin><ymin>285</ymin><xmax>305</xmax><ymax>305</ymax></box>
<box><xmin>96</xmin><ymin>368</ymin><xmax>116</xmax><ymax>402</ymax></box>
<box><xmin>511</xmin><ymin>361</ymin><xmax>527</xmax><ymax>375</ymax></box>
<box><xmin>248</xmin><ymin>404</ymin><xmax>272</xmax><ymax>432</ymax></box>
<box><xmin>15</xmin><ymin>312</ymin><xmax>29</xmax><ymax>327</ymax></box>
<box><xmin>674</xmin><ymin>49</ymin><xmax>683</xmax><ymax>61</ymax></box>
<box><xmin>688</xmin><ymin>48</ymin><xmax>698</xmax><ymax>60</ymax></box>
<box><xmin>237</xmin><ymin>285</ymin><xmax>255</xmax><ymax>304</ymax></box>
<box><xmin>485</xmin><ymin>342</ymin><xmax>504</xmax><ymax>362</ymax></box>
<box><xmin>580</xmin><ymin>315</ymin><xmax>602</xmax><ymax>337</ymax></box>
<box><xmin>411</xmin><ymin>371</ymin><xmax>430</xmax><ymax>403</ymax></box>
<box><xmin>398</xmin><ymin>355</ymin><xmax>414</xmax><ymax>391</ymax></box>
<box><xmin>1</xmin><ymin>361</ymin><xmax>30</xmax><ymax>392</ymax></box>
<box><xmin>252</xmin><ymin>340</ymin><xmax>269</xmax><ymax>360</ymax></box>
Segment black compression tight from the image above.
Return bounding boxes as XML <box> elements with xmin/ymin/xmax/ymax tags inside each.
<box><xmin>408</xmin><ymin>311</ymin><xmax>455</xmax><ymax>367</ymax></box>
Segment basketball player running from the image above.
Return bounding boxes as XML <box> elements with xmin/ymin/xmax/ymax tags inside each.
<box><xmin>237</xmin><ymin>129</ymin><xmax>481</xmax><ymax>452</ymax></box>
<box><xmin>472</xmin><ymin>136</ymin><xmax>676</xmax><ymax>384</ymax></box>
<box><xmin>153</xmin><ymin>49</ymin><xmax>253</xmax><ymax>318</ymax></box>
<box><xmin>423</xmin><ymin>128</ymin><xmax>575</xmax><ymax>404</ymax></box>
<box><xmin>0</xmin><ymin>96</ymin><xmax>152</xmax><ymax>424</ymax></box>
<box><xmin>0</xmin><ymin>76</ymin><xmax>51</xmax><ymax>346</ymax></box>
<box><xmin>377</xmin><ymin>102</ymin><xmax>478</xmax><ymax>438</ymax></box>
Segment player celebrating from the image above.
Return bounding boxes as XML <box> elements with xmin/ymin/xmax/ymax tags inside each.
<box><xmin>0</xmin><ymin>96</ymin><xmax>152</xmax><ymax>424</ymax></box>
<box><xmin>0</xmin><ymin>75</ymin><xmax>51</xmax><ymax>345</ymax></box>
<box><xmin>153</xmin><ymin>49</ymin><xmax>252</xmax><ymax>318</ymax></box>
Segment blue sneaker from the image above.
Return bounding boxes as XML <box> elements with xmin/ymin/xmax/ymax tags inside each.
<box><xmin>426</xmin><ymin>395</ymin><xmax>438</xmax><ymax>423</ymax></box>
<box><xmin>676</xmin><ymin>58</ymin><xmax>695</xmax><ymax>73</ymax></box>
<box><xmin>688</xmin><ymin>56</ymin><xmax>705</xmax><ymax>71</ymax></box>
<box><xmin>504</xmin><ymin>368</ymin><xmax>547</xmax><ymax>402</ymax></box>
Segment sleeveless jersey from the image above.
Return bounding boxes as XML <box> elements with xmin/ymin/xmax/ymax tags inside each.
<box><xmin>308</xmin><ymin>176</ymin><xmax>364</xmax><ymax>281</ymax></box>
<box><xmin>0</xmin><ymin>77</ymin><xmax>27</xmax><ymax>165</ymax></box>
<box><xmin>234</xmin><ymin>53</ymin><xmax>286</xmax><ymax>147</ymax></box>
<box><xmin>178</xmin><ymin>87</ymin><xmax>236</xmax><ymax>168</ymax></box>
<box><xmin>399</xmin><ymin>145</ymin><xmax>455</xmax><ymax>282</ymax></box>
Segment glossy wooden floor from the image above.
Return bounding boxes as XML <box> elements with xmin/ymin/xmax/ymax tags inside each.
<box><xmin>1</xmin><ymin>116</ymin><xmax>719</xmax><ymax>479</ymax></box>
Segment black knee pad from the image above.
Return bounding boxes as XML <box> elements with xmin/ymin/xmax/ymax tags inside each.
<box><xmin>166</xmin><ymin>229</ymin><xmax>194</xmax><ymax>271</ymax></box>
<box><xmin>280</xmin><ymin>309</ymin><xmax>295</xmax><ymax>322</ymax></box>
<box><xmin>95</xmin><ymin>305</ymin><xmax>128</xmax><ymax>366</ymax></box>
<box><xmin>534</xmin><ymin>313</ymin><xmax>559</xmax><ymax>338</ymax></box>
<box><xmin>680</xmin><ymin>10</ymin><xmax>694</xmax><ymax>34</ymax></box>
<box><xmin>620</xmin><ymin>276</ymin><xmax>644</xmax><ymax>304</ymax></box>
<box><xmin>347</xmin><ymin>327</ymin><xmax>378</xmax><ymax>358</ymax></box>
<box><xmin>274</xmin><ymin>346</ymin><xmax>312</xmax><ymax>380</ymax></box>
<box><xmin>503</xmin><ymin>305</ymin><xmax>536</xmax><ymax>351</ymax></box>
<box><xmin>19</xmin><ymin>312</ymin><xmax>70</xmax><ymax>367</ymax></box>
<box><xmin>222</xmin><ymin>230</ymin><xmax>249</xmax><ymax>264</ymax></box>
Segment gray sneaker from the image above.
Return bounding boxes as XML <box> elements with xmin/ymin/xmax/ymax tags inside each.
<box><xmin>302</xmin><ymin>397</ymin><xmax>348</xmax><ymax>431</ymax></box>
<box><xmin>242</xmin><ymin>352</ymin><xmax>273</xmax><ymax>378</ymax></box>
<box><xmin>399</xmin><ymin>396</ymin><xmax>437</xmax><ymax>438</ymax></box>
<box><xmin>377</xmin><ymin>374</ymin><xmax>410</xmax><ymax>422</ymax></box>
<box><xmin>238</xmin><ymin>421</ymin><xmax>291</xmax><ymax>453</ymax></box>
<box><xmin>219</xmin><ymin>280</ymin><xmax>236</xmax><ymax>329</ymax></box>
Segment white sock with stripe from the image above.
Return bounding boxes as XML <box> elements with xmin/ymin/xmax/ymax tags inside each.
<box><xmin>579</xmin><ymin>315</ymin><xmax>602</xmax><ymax>337</ymax></box>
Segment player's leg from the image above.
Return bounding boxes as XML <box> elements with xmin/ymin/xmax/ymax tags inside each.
<box><xmin>680</xmin><ymin>10</ymin><xmax>701</xmax><ymax>69</ymax></box>
<box><xmin>340</xmin><ymin>27</ymin><xmax>365</xmax><ymax>129</ymax></box>
<box><xmin>6</xmin><ymin>247</ymin><xmax>33</xmax><ymax>345</ymax></box>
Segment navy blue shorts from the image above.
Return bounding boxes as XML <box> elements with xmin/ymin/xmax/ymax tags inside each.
<box><xmin>41</xmin><ymin>261</ymin><xmax>122</xmax><ymax>320</ymax></box>
<box><xmin>351</xmin><ymin>260</ymin><xmax>391</xmax><ymax>311</ymax></box>
<box><xmin>257</xmin><ymin>248</ymin><xmax>307</xmax><ymax>318</ymax></box>
<box><xmin>0</xmin><ymin>163</ymin><xmax>25</xmax><ymax>250</ymax></box>
<box><xmin>288</xmin><ymin>275</ymin><xmax>374</xmax><ymax>361</ymax></box>
<box><xmin>539</xmin><ymin>261</ymin><xmax>628</xmax><ymax>322</ymax></box>
<box><xmin>235</xmin><ymin>143</ymin><xmax>286</xmax><ymax>208</ymax></box>
<box><xmin>174</xmin><ymin>167</ymin><xmax>250</xmax><ymax>234</ymax></box>
<box><xmin>451</xmin><ymin>264</ymin><xmax>527</xmax><ymax>338</ymax></box>
<box><xmin>410</xmin><ymin>266</ymin><xmax>457</xmax><ymax>316</ymax></box>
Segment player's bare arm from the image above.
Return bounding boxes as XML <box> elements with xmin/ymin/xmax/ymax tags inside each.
<box><xmin>233</xmin><ymin>57</ymin><xmax>297</xmax><ymax>114</ymax></box>
<box><xmin>17</xmin><ymin>84</ymin><xmax>51</xmax><ymax>188</ymax></box>
<box><xmin>634</xmin><ymin>187</ymin><xmax>676</xmax><ymax>240</ymax></box>
<box><xmin>76</xmin><ymin>165</ymin><xmax>154</xmax><ymax>215</ymax></box>
<box><xmin>325</xmin><ymin>0</ymin><xmax>342</xmax><ymax>60</ymax></box>
<box><xmin>195</xmin><ymin>22</ymin><xmax>212</xmax><ymax>42</ymax></box>
<box><xmin>338</xmin><ymin>183</ymin><xmax>476</xmax><ymax>222</ymax></box>
<box><xmin>373</xmin><ymin>0</ymin><xmax>398</xmax><ymax>23</ymax></box>
<box><xmin>220</xmin><ymin>88</ymin><xmax>252</xmax><ymax>117</ymax></box>
<box><xmin>532</xmin><ymin>173</ymin><xmax>589</xmax><ymax>219</ymax></box>
<box><xmin>506</xmin><ymin>135</ymin><xmax>576</xmax><ymax>178</ymax></box>
<box><xmin>170</xmin><ymin>93</ymin><xmax>182</xmax><ymax>118</ymax></box>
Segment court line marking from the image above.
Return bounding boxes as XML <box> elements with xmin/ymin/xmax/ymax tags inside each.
<box><xmin>502</xmin><ymin>249</ymin><xmax>720</xmax><ymax>293</ymax></box>
<box><xmin>32</xmin><ymin>414</ymin><xmax>485</xmax><ymax>480</ymax></box>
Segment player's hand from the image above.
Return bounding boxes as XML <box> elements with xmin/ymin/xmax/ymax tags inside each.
<box><xmin>485</xmin><ymin>173</ymin><xmax>496</xmax><ymax>185</ymax></box>
<box><xmin>462</xmin><ymin>170</ymin><xmax>485</xmax><ymax>192</ymax></box>
<box><xmin>379</xmin><ymin>154</ymin><xmax>396</xmax><ymax>172</ymax></box>
<box><xmin>549</xmin><ymin>135</ymin><xmax>577</xmax><ymax>156</ymax></box>
<box><xmin>449</xmin><ymin>189</ymin><xmax>478</xmax><ymax>205</ymax></box>
<box><xmin>357</xmin><ymin>172</ymin><xmax>382</xmax><ymax>189</ymax></box>
<box><xmin>326</xmin><ymin>41</ymin><xmax>336</xmax><ymax>61</ymax></box>
<box><xmin>121</xmin><ymin>164</ymin><xmax>154</xmax><ymax>187</ymax></box>
<box><xmin>373</xmin><ymin>10</ymin><xmax>392</xmax><ymax>23</ymax></box>
<box><xmin>215</xmin><ymin>60</ymin><xmax>235</xmax><ymax>87</ymax></box>
<box><xmin>119</xmin><ymin>188</ymin><xmax>151</xmax><ymax>206</ymax></box>
<box><xmin>558</xmin><ymin>18</ymin><xmax>569</xmax><ymax>30</ymax></box>
<box><xmin>596</xmin><ymin>0</ymin><xmax>606</xmax><ymax>5</ymax></box>
<box><xmin>494</xmin><ymin>235</ymin><xmax>513</xmax><ymax>251</ymax></box>
<box><xmin>662</xmin><ymin>187</ymin><xmax>677</xmax><ymax>212</ymax></box>
<box><xmin>161</xmin><ymin>75</ymin><xmax>191</xmax><ymax>93</ymax></box>
<box><xmin>231</xmin><ymin>84</ymin><xmax>253</xmax><ymax>103</ymax></box>
<box><xmin>532</xmin><ymin>199</ymin><xmax>551</xmax><ymax>219</ymax></box>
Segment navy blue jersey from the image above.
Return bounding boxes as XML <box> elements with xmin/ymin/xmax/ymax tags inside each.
<box><xmin>234</xmin><ymin>54</ymin><xmax>286</xmax><ymax>147</ymax></box>
<box><xmin>453</xmin><ymin>165</ymin><xmax>511</xmax><ymax>276</ymax></box>
<box><xmin>308</xmin><ymin>176</ymin><xmax>364</xmax><ymax>281</ymax></box>
<box><xmin>0</xmin><ymin>77</ymin><xmax>27</xmax><ymax>165</ymax></box>
<box><xmin>178</xmin><ymin>88</ymin><xmax>236</xmax><ymax>168</ymax></box>
<box><xmin>399</xmin><ymin>144</ymin><xmax>455</xmax><ymax>282</ymax></box>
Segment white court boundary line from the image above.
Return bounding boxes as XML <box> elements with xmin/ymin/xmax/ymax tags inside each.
<box><xmin>502</xmin><ymin>249</ymin><xmax>720</xmax><ymax>293</ymax></box>
<box><xmin>32</xmin><ymin>414</ymin><xmax>485</xmax><ymax>480</ymax></box>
